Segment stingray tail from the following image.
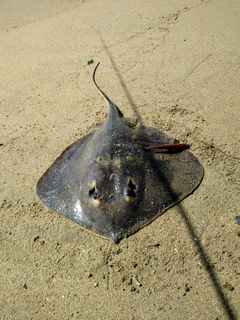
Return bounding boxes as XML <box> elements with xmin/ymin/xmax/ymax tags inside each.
<box><xmin>93</xmin><ymin>63</ymin><xmax>124</xmax><ymax>117</ymax></box>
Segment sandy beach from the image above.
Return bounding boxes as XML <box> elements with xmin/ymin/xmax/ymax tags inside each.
<box><xmin>0</xmin><ymin>0</ymin><xmax>239</xmax><ymax>319</ymax></box>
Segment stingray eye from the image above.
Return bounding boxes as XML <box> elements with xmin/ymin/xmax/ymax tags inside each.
<box><xmin>125</xmin><ymin>179</ymin><xmax>136</xmax><ymax>202</ymax></box>
<box><xmin>89</xmin><ymin>183</ymin><xmax>100</xmax><ymax>204</ymax></box>
<box><xmin>89</xmin><ymin>186</ymin><xmax>99</xmax><ymax>199</ymax></box>
<box><xmin>127</xmin><ymin>180</ymin><xmax>136</xmax><ymax>197</ymax></box>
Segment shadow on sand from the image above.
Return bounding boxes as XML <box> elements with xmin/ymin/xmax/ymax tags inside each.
<box><xmin>98</xmin><ymin>34</ymin><xmax>237</xmax><ymax>320</ymax></box>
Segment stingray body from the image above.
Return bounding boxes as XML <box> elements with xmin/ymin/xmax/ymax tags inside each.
<box><xmin>37</xmin><ymin>63</ymin><xmax>204</xmax><ymax>243</ymax></box>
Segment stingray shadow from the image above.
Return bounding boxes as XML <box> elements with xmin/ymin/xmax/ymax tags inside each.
<box><xmin>98</xmin><ymin>35</ymin><xmax>237</xmax><ymax>320</ymax></box>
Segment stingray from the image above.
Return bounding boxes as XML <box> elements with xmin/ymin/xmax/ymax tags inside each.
<box><xmin>36</xmin><ymin>63</ymin><xmax>204</xmax><ymax>243</ymax></box>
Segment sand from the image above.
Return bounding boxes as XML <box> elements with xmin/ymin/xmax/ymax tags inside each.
<box><xmin>0</xmin><ymin>0</ymin><xmax>239</xmax><ymax>319</ymax></box>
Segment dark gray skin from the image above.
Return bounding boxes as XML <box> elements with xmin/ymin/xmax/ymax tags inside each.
<box><xmin>36</xmin><ymin>63</ymin><xmax>204</xmax><ymax>243</ymax></box>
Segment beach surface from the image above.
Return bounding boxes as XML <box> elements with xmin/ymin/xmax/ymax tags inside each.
<box><xmin>0</xmin><ymin>0</ymin><xmax>240</xmax><ymax>319</ymax></box>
